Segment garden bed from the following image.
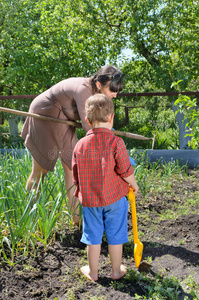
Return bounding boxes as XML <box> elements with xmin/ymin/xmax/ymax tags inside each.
<box><xmin>0</xmin><ymin>166</ymin><xmax>199</xmax><ymax>299</ymax></box>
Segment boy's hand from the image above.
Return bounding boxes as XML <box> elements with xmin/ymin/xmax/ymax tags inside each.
<box><xmin>124</xmin><ymin>173</ymin><xmax>139</xmax><ymax>195</ymax></box>
<box><xmin>129</xmin><ymin>184</ymin><xmax>139</xmax><ymax>195</ymax></box>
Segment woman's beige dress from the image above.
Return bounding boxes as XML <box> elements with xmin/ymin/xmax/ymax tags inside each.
<box><xmin>21</xmin><ymin>77</ymin><xmax>92</xmax><ymax>171</ymax></box>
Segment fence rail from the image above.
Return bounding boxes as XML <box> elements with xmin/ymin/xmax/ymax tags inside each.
<box><xmin>0</xmin><ymin>91</ymin><xmax>199</xmax><ymax>100</ymax></box>
<box><xmin>1</xmin><ymin>91</ymin><xmax>198</xmax><ymax>149</ymax></box>
<box><xmin>118</xmin><ymin>91</ymin><xmax>199</xmax><ymax>97</ymax></box>
<box><xmin>1</xmin><ymin>91</ymin><xmax>198</xmax><ymax>126</ymax></box>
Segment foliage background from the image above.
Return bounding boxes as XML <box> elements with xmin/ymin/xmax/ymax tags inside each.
<box><xmin>0</xmin><ymin>0</ymin><xmax>198</xmax><ymax>148</ymax></box>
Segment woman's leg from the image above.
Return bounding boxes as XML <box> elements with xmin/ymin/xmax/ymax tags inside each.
<box><xmin>61</xmin><ymin>160</ymin><xmax>80</xmax><ymax>224</ymax></box>
<box><xmin>26</xmin><ymin>156</ymin><xmax>48</xmax><ymax>191</ymax></box>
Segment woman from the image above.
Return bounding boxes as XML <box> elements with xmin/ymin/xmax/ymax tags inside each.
<box><xmin>21</xmin><ymin>65</ymin><xmax>125</xmax><ymax>224</ymax></box>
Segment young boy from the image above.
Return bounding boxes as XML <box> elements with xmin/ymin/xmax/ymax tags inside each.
<box><xmin>72</xmin><ymin>94</ymin><xmax>139</xmax><ymax>281</ymax></box>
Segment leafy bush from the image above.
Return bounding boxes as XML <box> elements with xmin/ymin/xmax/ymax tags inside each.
<box><xmin>0</xmin><ymin>120</ymin><xmax>24</xmax><ymax>148</ymax></box>
<box><xmin>113</xmin><ymin>102</ymin><xmax>179</xmax><ymax>150</ymax></box>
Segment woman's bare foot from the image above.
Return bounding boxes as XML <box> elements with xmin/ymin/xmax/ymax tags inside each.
<box><xmin>111</xmin><ymin>264</ymin><xmax>127</xmax><ymax>280</ymax></box>
<box><xmin>80</xmin><ymin>266</ymin><xmax>98</xmax><ymax>281</ymax></box>
<box><xmin>72</xmin><ymin>217</ymin><xmax>83</xmax><ymax>228</ymax></box>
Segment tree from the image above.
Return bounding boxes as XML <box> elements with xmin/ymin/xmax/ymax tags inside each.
<box><xmin>1</xmin><ymin>0</ymin><xmax>198</xmax><ymax>148</ymax></box>
<box><xmin>69</xmin><ymin>0</ymin><xmax>199</xmax><ymax>92</ymax></box>
<box><xmin>0</xmin><ymin>0</ymin><xmax>110</xmax><ymax>142</ymax></box>
<box><xmin>68</xmin><ymin>0</ymin><xmax>199</xmax><ymax>148</ymax></box>
<box><xmin>0</xmin><ymin>0</ymin><xmax>109</xmax><ymax>99</ymax></box>
<box><xmin>1</xmin><ymin>0</ymin><xmax>198</xmax><ymax>97</ymax></box>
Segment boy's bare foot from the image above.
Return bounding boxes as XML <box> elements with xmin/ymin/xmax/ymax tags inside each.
<box><xmin>80</xmin><ymin>266</ymin><xmax>98</xmax><ymax>281</ymax></box>
<box><xmin>111</xmin><ymin>264</ymin><xmax>127</xmax><ymax>280</ymax></box>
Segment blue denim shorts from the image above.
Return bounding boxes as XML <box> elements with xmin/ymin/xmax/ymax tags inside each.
<box><xmin>81</xmin><ymin>196</ymin><xmax>129</xmax><ymax>245</ymax></box>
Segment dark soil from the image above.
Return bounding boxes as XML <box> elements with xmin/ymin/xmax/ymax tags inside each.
<box><xmin>0</xmin><ymin>169</ymin><xmax>199</xmax><ymax>300</ymax></box>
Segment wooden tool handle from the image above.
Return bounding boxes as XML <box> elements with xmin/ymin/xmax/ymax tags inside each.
<box><xmin>0</xmin><ymin>106</ymin><xmax>155</xmax><ymax>146</ymax></box>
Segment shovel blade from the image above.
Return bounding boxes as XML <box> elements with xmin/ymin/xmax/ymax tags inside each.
<box><xmin>134</xmin><ymin>240</ymin><xmax>143</xmax><ymax>268</ymax></box>
<box><xmin>129</xmin><ymin>188</ymin><xmax>144</xmax><ymax>268</ymax></box>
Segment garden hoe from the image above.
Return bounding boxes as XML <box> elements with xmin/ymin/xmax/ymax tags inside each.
<box><xmin>129</xmin><ymin>187</ymin><xmax>143</xmax><ymax>268</ymax></box>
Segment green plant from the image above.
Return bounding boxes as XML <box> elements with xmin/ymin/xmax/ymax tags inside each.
<box><xmin>0</xmin><ymin>153</ymin><xmax>71</xmax><ymax>264</ymax></box>
<box><xmin>182</xmin><ymin>275</ymin><xmax>199</xmax><ymax>299</ymax></box>
<box><xmin>126</xmin><ymin>269</ymin><xmax>181</xmax><ymax>299</ymax></box>
<box><xmin>134</xmin><ymin>165</ymin><xmax>152</xmax><ymax>200</ymax></box>
<box><xmin>64</xmin><ymin>290</ymin><xmax>76</xmax><ymax>300</ymax></box>
<box><xmin>32</xmin><ymin>191</ymin><xmax>63</xmax><ymax>249</ymax></box>
<box><xmin>146</xmin><ymin>256</ymin><xmax>152</xmax><ymax>264</ymax></box>
<box><xmin>110</xmin><ymin>280</ymin><xmax>125</xmax><ymax>290</ymax></box>
<box><xmin>0</xmin><ymin>160</ymin><xmax>40</xmax><ymax>265</ymax></box>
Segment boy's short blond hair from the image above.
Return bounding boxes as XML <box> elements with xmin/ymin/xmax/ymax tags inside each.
<box><xmin>85</xmin><ymin>94</ymin><xmax>114</xmax><ymax>126</ymax></box>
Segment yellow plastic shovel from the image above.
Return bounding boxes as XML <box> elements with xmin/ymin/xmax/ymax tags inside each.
<box><xmin>128</xmin><ymin>187</ymin><xmax>143</xmax><ymax>268</ymax></box>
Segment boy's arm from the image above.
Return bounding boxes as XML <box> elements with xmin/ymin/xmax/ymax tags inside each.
<box><xmin>72</xmin><ymin>151</ymin><xmax>79</xmax><ymax>197</ymax></box>
<box><xmin>123</xmin><ymin>173</ymin><xmax>139</xmax><ymax>195</ymax></box>
<box><xmin>114</xmin><ymin>138</ymin><xmax>138</xmax><ymax>194</ymax></box>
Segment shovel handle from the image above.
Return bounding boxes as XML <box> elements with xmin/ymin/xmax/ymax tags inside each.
<box><xmin>129</xmin><ymin>188</ymin><xmax>139</xmax><ymax>243</ymax></box>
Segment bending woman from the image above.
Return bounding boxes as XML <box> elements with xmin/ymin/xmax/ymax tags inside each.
<box><xmin>21</xmin><ymin>65</ymin><xmax>124</xmax><ymax>224</ymax></box>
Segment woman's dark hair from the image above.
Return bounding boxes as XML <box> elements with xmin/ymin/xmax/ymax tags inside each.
<box><xmin>90</xmin><ymin>65</ymin><xmax>124</xmax><ymax>93</ymax></box>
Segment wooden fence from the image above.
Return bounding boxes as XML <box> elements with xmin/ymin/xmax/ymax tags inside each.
<box><xmin>1</xmin><ymin>91</ymin><xmax>199</xmax><ymax>125</ymax></box>
<box><xmin>0</xmin><ymin>91</ymin><xmax>199</xmax><ymax>100</ymax></box>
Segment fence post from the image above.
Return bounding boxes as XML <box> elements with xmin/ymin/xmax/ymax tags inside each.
<box><xmin>9</xmin><ymin>115</ymin><xmax>19</xmax><ymax>144</ymax></box>
<box><xmin>172</xmin><ymin>101</ymin><xmax>191</xmax><ymax>149</ymax></box>
<box><xmin>125</xmin><ymin>106</ymin><xmax>129</xmax><ymax>125</ymax></box>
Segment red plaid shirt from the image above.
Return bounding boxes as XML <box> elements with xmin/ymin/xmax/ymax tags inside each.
<box><xmin>72</xmin><ymin>128</ymin><xmax>134</xmax><ymax>207</ymax></box>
